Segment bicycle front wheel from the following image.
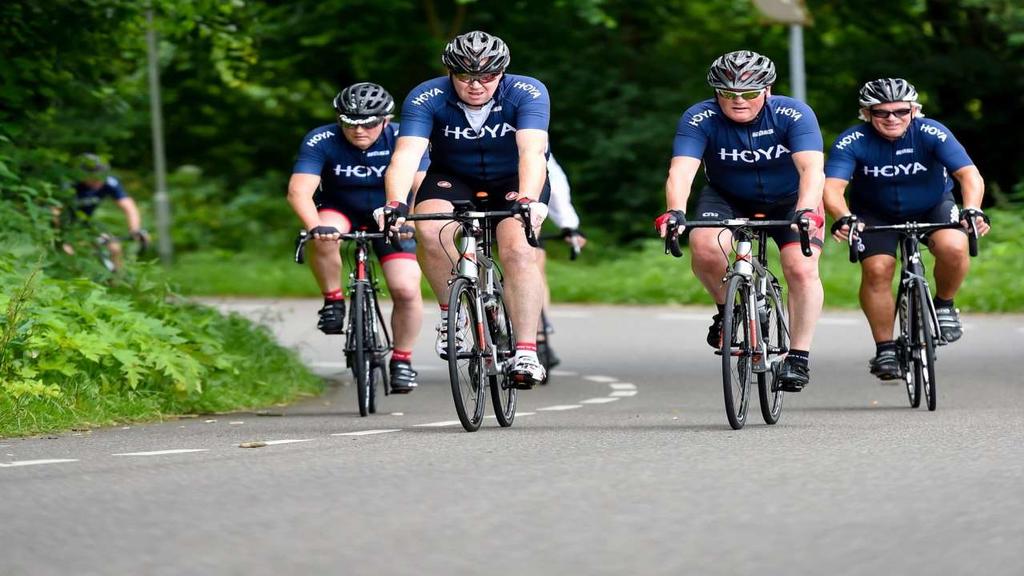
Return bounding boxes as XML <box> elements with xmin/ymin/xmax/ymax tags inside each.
<box><xmin>897</xmin><ymin>285</ymin><xmax>921</xmax><ymax>408</ymax></box>
<box><xmin>915</xmin><ymin>282</ymin><xmax>939</xmax><ymax>411</ymax></box>
<box><xmin>757</xmin><ymin>279</ymin><xmax>787</xmax><ymax>425</ymax></box>
<box><xmin>352</xmin><ymin>284</ymin><xmax>371</xmax><ymax>417</ymax></box>
<box><xmin>448</xmin><ymin>277</ymin><xmax>487</xmax><ymax>432</ymax></box>
<box><xmin>722</xmin><ymin>274</ymin><xmax>753</xmax><ymax>430</ymax></box>
<box><xmin>487</xmin><ymin>288</ymin><xmax>517</xmax><ymax>427</ymax></box>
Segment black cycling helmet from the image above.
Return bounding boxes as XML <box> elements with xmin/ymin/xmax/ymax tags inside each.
<box><xmin>441</xmin><ymin>30</ymin><xmax>510</xmax><ymax>75</ymax></box>
<box><xmin>858</xmin><ymin>78</ymin><xmax>919</xmax><ymax>108</ymax></box>
<box><xmin>78</xmin><ymin>153</ymin><xmax>109</xmax><ymax>177</ymax></box>
<box><xmin>707</xmin><ymin>50</ymin><xmax>777</xmax><ymax>91</ymax></box>
<box><xmin>332</xmin><ymin>82</ymin><xmax>394</xmax><ymax>126</ymax></box>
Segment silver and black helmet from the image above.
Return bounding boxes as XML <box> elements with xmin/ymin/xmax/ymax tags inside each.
<box><xmin>707</xmin><ymin>50</ymin><xmax>777</xmax><ymax>90</ymax></box>
<box><xmin>441</xmin><ymin>30</ymin><xmax>510</xmax><ymax>75</ymax></box>
<box><xmin>858</xmin><ymin>78</ymin><xmax>919</xmax><ymax>108</ymax></box>
<box><xmin>332</xmin><ymin>82</ymin><xmax>394</xmax><ymax>125</ymax></box>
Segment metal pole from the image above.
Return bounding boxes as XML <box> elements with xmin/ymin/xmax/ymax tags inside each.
<box><xmin>789</xmin><ymin>24</ymin><xmax>806</xmax><ymax>102</ymax></box>
<box><xmin>147</xmin><ymin>7</ymin><xmax>172</xmax><ymax>264</ymax></box>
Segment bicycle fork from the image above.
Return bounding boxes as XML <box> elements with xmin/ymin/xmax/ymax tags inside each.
<box><xmin>734</xmin><ymin>240</ymin><xmax>769</xmax><ymax>373</ymax></box>
<box><xmin>456</xmin><ymin>231</ymin><xmax>502</xmax><ymax>376</ymax></box>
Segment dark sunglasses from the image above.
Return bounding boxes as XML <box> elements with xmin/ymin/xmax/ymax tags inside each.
<box><xmin>716</xmin><ymin>89</ymin><xmax>765</xmax><ymax>101</ymax></box>
<box><xmin>869</xmin><ymin>108</ymin><xmax>913</xmax><ymax>119</ymax></box>
<box><xmin>339</xmin><ymin>116</ymin><xmax>385</xmax><ymax>129</ymax></box>
<box><xmin>452</xmin><ymin>72</ymin><xmax>501</xmax><ymax>85</ymax></box>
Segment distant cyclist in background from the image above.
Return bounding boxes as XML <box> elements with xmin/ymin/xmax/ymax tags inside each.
<box><xmin>59</xmin><ymin>153</ymin><xmax>150</xmax><ymax>270</ymax></box>
<box><xmin>537</xmin><ymin>154</ymin><xmax>586</xmax><ymax>371</ymax></box>
<box><xmin>823</xmin><ymin>78</ymin><xmax>989</xmax><ymax>380</ymax></box>
<box><xmin>656</xmin><ymin>50</ymin><xmax>826</xmax><ymax>393</ymax></box>
<box><xmin>287</xmin><ymin>82</ymin><xmax>428</xmax><ymax>394</ymax></box>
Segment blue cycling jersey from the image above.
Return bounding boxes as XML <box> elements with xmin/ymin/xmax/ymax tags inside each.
<box><xmin>825</xmin><ymin>117</ymin><xmax>974</xmax><ymax>218</ymax></box>
<box><xmin>673</xmin><ymin>95</ymin><xmax>823</xmax><ymax>203</ymax></box>
<box><xmin>293</xmin><ymin>122</ymin><xmax>429</xmax><ymax>213</ymax></box>
<box><xmin>74</xmin><ymin>176</ymin><xmax>128</xmax><ymax>217</ymax></box>
<box><xmin>397</xmin><ymin>74</ymin><xmax>550</xmax><ymax>181</ymax></box>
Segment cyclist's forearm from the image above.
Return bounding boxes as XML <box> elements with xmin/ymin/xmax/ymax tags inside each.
<box><xmin>287</xmin><ymin>174</ymin><xmax>322</xmax><ymax>230</ymax></box>
<box><xmin>118</xmin><ymin>198</ymin><xmax>142</xmax><ymax>231</ymax></box>
<box><xmin>793</xmin><ymin>152</ymin><xmax>825</xmax><ymax>209</ymax></box>
<box><xmin>822</xmin><ymin>178</ymin><xmax>851</xmax><ymax>218</ymax></box>
<box><xmin>666</xmin><ymin>156</ymin><xmax>700</xmax><ymax>211</ymax></box>
<box><xmin>954</xmin><ymin>166</ymin><xmax>985</xmax><ymax>209</ymax></box>
<box><xmin>518</xmin><ymin>149</ymin><xmax>547</xmax><ymax>201</ymax></box>
<box><xmin>385</xmin><ymin>152</ymin><xmax>421</xmax><ymax>204</ymax></box>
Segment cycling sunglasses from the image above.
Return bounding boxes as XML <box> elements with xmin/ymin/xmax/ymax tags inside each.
<box><xmin>452</xmin><ymin>72</ymin><xmax>501</xmax><ymax>85</ymax></box>
<box><xmin>716</xmin><ymin>88</ymin><xmax>765</xmax><ymax>101</ymax></box>
<box><xmin>339</xmin><ymin>115</ymin><xmax>386</xmax><ymax>129</ymax></box>
<box><xmin>869</xmin><ymin>108</ymin><xmax>913</xmax><ymax>119</ymax></box>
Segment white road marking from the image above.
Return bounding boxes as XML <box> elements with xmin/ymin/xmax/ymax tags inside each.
<box><xmin>517</xmin><ymin>412</ymin><xmax>536</xmax><ymax>417</ymax></box>
<box><xmin>537</xmin><ymin>405</ymin><xmax>583</xmax><ymax>411</ymax></box>
<box><xmin>584</xmin><ymin>375</ymin><xmax>617</xmax><ymax>383</ymax></box>
<box><xmin>390</xmin><ymin>412</ymin><xmax>404</xmax><ymax>416</ymax></box>
<box><xmin>0</xmin><ymin>459</ymin><xmax>79</xmax><ymax>468</ymax></box>
<box><xmin>610</xmin><ymin>390</ymin><xmax>638</xmax><ymax>397</ymax></box>
<box><xmin>581</xmin><ymin>397</ymin><xmax>620</xmax><ymax>404</ymax></box>
<box><xmin>550</xmin><ymin>370</ymin><xmax>577</xmax><ymax>377</ymax></box>
<box><xmin>113</xmin><ymin>449</ymin><xmax>209</xmax><ymax>457</ymax></box>
<box><xmin>412</xmin><ymin>420</ymin><xmax>462</xmax><ymax>428</ymax></box>
<box><xmin>261</xmin><ymin>439</ymin><xmax>316</xmax><ymax>446</ymax></box>
<box><xmin>609</xmin><ymin>383</ymin><xmax>637</xmax><ymax>390</ymax></box>
<box><xmin>331</xmin><ymin>429</ymin><xmax>401</xmax><ymax>436</ymax></box>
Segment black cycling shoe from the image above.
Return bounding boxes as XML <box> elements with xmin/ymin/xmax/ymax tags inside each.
<box><xmin>389</xmin><ymin>360</ymin><xmax>418</xmax><ymax>394</ymax></box>
<box><xmin>317</xmin><ymin>301</ymin><xmax>346</xmax><ymax>334</ymax></box>
<box><xmin>869</xmin><ymin>349</ymin><xmax>902</xmax><ymax>381</ymax></box>
<box><xmin>935</xmin><ymin>305</ymin><xmax>963</xmax><ymax>343</ymax></box>
<box><xmin>777</xmin><ymin>357</ymin><xmax>810</xmax><ymax>392</ymax></box>
<box><xmin>707</xmin><ymin>313</ymin><xmax>723</xmax><ymax>348</ymax></box>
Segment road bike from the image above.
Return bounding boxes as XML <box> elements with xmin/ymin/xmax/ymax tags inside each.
<box><xmin>666</xmin><ymin>216</ymin><xmax>812</xmax><ymax>430</ymax></box>
<box><xmin>846</xmin><ymin>215</ymin><xmax>984</xmax><ymax>411</ymax></box>
<box><xmin>404</xmin><ymin>199</ymin><xmax>539</xmax><ymax>432</ymax></box>
<box><xmin>294</xmin><ymin>229</ymin><xmax>392</xmax><ymax>417</ymax></box>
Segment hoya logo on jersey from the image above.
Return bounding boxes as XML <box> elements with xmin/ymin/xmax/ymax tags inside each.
<box><xmin>835</xmin><ymin>131</ymin><xmax>864</xmax><ymax>150</ymax></box>
<box><xmin>862</xmin><ymin>162</ymin><xmax>928</xmax><ymax>177</ymax></box>
<box><xmin>919</xmin><ymin>123</ymin><xmax>948</xmax><ymax>142</ymax></box>
<box><xmin>334</xmin><ymin>165</ymin><xmax>386</xmax><ymax>178</ymax></box>
<box><xmin>688</xmin><ymin>109</ymin><xmax>717</xmax><ymax>127</ymax></box>
<box><xmin>442</xmin><ymin>123</ymin><xmax>516</xmax><ymax>140</ymax></box>
<box><xmin>411</xmin><ymin>88</ymin><xmax>444</xmax><ymax>106</ymax></box>
<box><xmin>512</xmin><ymin>81</ymin><xmax>543</xmax><ymax>100</ymax></box>
<box><xmin>306</xmin><ymin>131</ymin><xmax>335</xmax><ymax>147</ymax></box>
<box><xmin>718</xmin><ymin>144</ymin><xmax>792</xmax><ymax>163</ymax></box>
<box><xmin>774</xmin><ymin>106</ymin><xmax>803</xmax><ymax>121</ymax></box>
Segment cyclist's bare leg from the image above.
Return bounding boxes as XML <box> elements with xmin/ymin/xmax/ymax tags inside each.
<box><xmin>688</xmin><ymin>227</ymin><xmax>732</xmax><ymax>303</ymax></box>
<box><xmin>858</xmin><ymin>254</ymin><xmax>897</xmax><ymax>342</ymax></box>
<box><xmin>108</xmin><ymin>238</ymin><xmax>125</xmax><ymax>271</ymax></box>
<box><xmin>496</xmin><ymin>217</ymin><xmax>543</xmax><ymax>345</ymax></box>
<box><xmin>413</xmin><ymin>198</ymin><xmax>459</xmax><ymax>306</ymax></box>
<box><xmin>381</xmin><ymin>258</ymin><xmax>424</xmax><ymax>352</ymax></box>
<box><xmin>780</xmin><ymin>244</ymin><xmax>823</xmax><ymax>351</ymax></box>
<box><xmin>928</xmin><ymin>229</ymin><xmax>969</xmax><ymax>301</ymax></box>
<box><xmin>537</xmin><ymin>247</ymin><xmax>551</xmax><ymax>311</ymax></box>
<box><xmin>309</xmin><ymin>211</ymin><xmax>350</xmax><ymax>294</ymax></box>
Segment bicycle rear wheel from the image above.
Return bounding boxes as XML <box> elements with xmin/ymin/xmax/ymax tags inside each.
<box><xmin>448</xmin><ymin>277</ymin><xmax>486</xmax><ymax>432</ymax></box>
<box><xmin>757</xmin><ymin>279</ymin><xmax>787</xmax><ymax>425</ymax></box>
<box><xmin>721</xmin><ymin>274</ymin><xmax>753</xmax><ymax>430</ymax></box>
<box><xmin>352</xmin><ymin>284</ymin><xmax>372</xmax><ymax>417</ymax></box>
<box><xmin>915</xmin><ymin>282</ymin><xmax>939</xmax><ymax>411</ymax></box>
<box><xmin>487</xmin><ymin>288</ymin><xmax>517</xmax><ymax>427</ymax></box>
<box><xmin>897</xmin><ymin>284</ymin><xmax>921</xmax><ymax>408</ymax></box>
<box><xmin>366</xmin><ymin>290</ymin><xmax>390</xmax><ymax>415</ymax></box>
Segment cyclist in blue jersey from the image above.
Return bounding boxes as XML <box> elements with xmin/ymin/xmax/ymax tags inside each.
<box><xmin>375</xmin><ymin>30</ymin><xmax>553</xmax><ymax>388</ymax></box>
<box><xmin>823</xmin><ymin>78</ymin><xmax>989</xmax><ymax>380</ymax></box>
<box><xmin>59</xmin><ymin>154</ymin><xmax>150</xmax><ymax>268</ymax></box>
<box><xmin>288</xmin><ymin>82</ymin><xmax>428</xmax><ymax>394</ymax></box>
<box><xmin>656</xmin><ymin>50</ymin><xmax>826</xmax><ymax>392</ymax></box>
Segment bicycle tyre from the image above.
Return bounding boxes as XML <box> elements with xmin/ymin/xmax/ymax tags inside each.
<box><xmin>722</xmin><ymin>274</ymin><xmax>753</xmax><ymax>430</ymax></box>
<box><xmin>366</xmin><ymin>290</ymin><xmax>388</xmax><ymax>415</ymax></box>
<box><xmin>488</xmin><ymin>288</ymin><xmax>517</xmax><ymax>427</ymax></box>
<box><xmin>916</xmin><ymin>282</ymin><xmax>939</xmax><ymax>411</ymax></box>
<box><xmin>448</xmin><ymin>278</ymin><xmax>486</xmax><ymax>432</ymax></box>
<box><xmin>757</xmin><ymin>279</ymin><xmax>786</xmax><ymax>425</ymax></box>
<box><xmin>897</xmin><ymin>284</ymin><xmax>921</xmax><ymax>408</ymax></box>
<box><xmin>352</xmin><ymin>284</ymin><xmax>371</xmax><ymax>417</ymax></box>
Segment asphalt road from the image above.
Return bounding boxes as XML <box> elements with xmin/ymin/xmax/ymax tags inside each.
<box><xmin>2</xmin><ymin>300</ymin><xmax>1021</xmax><ymax>575</ymax></box>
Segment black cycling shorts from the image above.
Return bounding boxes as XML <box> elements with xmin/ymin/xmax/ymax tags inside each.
<box><xmin>690</xmin><ymin>186</ymin><xmax>825</xmax><ymax>249</ymax></box>
<box><xmin>850</xmin><ymin>195</ymin><xmax>963</xmax><ymax>260</ymax></box>
<box><xmin>315</xmin><ymin>199</ymin><xmax>416</xmax><ymax>263</ymax></box>
<box><xmin>414</xmin><ymin>171</ymin><xmax>550</xmax><ymax>216</ymax></box>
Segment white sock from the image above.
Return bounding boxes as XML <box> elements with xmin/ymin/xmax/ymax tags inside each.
<box><xmin>515</xmin><ymin>349</ymin><xmax>538</xmax><ymax>362</ymax></box>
